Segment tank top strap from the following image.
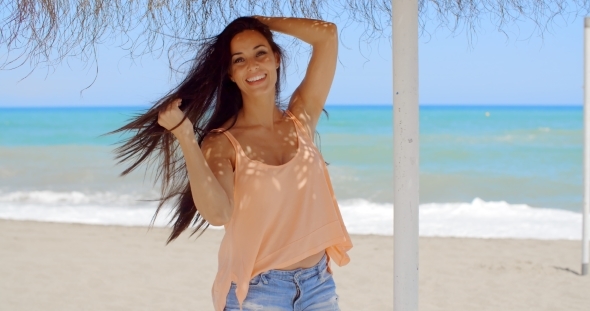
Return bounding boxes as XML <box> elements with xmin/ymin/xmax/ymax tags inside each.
<box><xmin>284</xmin><ymin>109</ymin><xmax>312</xmax><ymax>140</ymax></box>
<box><xmin>210</xmin><ymin>128</ymin><xmax>242</xmax><ymax>154</ymax></box>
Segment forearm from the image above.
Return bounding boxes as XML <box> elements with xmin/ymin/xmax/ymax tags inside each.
<box><xmin>173</xmin><ymin>127</ymin><xmax>232</xmax><ymax>226</ymax></box>
<box><xmin>255</xmin><ymin>16</ymin><xmax>337</xmax><ymax>46</ymax></box>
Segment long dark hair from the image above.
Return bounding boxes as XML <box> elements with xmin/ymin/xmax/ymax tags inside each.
<box><xmin>110</xmin><ymin>17</ymin><xmax>286</xmax><ymax>243</ymax></box>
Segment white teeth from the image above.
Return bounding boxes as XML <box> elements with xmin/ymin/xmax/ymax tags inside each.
<box><xmin>247</xmin><ymin>74</ymin><xmax>265</xmax><ymax>82</ymax></box>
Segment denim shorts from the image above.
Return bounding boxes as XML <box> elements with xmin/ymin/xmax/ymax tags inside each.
<box><xmin>224</xmin><ymin>253</ymin><xmax>340</xmax><ymax>311</ymax></box>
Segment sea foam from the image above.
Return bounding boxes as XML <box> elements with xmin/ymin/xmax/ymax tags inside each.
<box><xmin>0</xmin><ymin>191</ymin><xmax>583</xmax><ymax>240</ymax></box>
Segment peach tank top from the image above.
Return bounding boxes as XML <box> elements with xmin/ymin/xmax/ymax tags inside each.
<box><xmin>210</xmin><ymin>110</ymin><xmax>353</xmax><ymax>311</ymax></box>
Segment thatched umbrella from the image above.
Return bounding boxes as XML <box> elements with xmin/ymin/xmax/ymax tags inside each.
<box><xmin>2</xmin><ymin>0</ymin><xmax>586</xmax><ymax>72</ymax></box>
<box><xmin>3</xmin><ymin>0</ymin><xmax>590</xmax><ymax>309</ymax></box>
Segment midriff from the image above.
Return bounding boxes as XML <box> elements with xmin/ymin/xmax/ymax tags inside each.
<box><xmin>277</xmin><ymin>250</ymin><xmax>326</xmax><ymax>270</ymax></box>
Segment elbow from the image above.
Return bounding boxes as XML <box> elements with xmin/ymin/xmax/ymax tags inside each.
<box><xmin>205</xmin><ymin>203</ymin><xmax>233</xmax><ymax>226</ymax></box>
<box><xmin>326</xmin><ymin>22</ymin><xmax>337</xmax><ymax>33</ymax></box>
<box><xmin>323</xmin><ymin>22</ymin><xmax>338</xmax><ymax>41</ymax></box>
<box><xmin>208</xmin><ymin>217</ymin><xmax>227</xmax><ymax>227</ymax></box>
<box><xmin>208</xmin><ymin>214</ymin><xmax>229</xmax><ymax>226</ymax></box>
<box><xmin>311</xmin><ymin>22</ymin><xmax>337</xmax><ymax>46</ymax></box>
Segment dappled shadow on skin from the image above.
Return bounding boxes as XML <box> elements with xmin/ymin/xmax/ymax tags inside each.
<box><xmin>552</xmin><ymin>266</ymin><xmax>581</xmax><ymax>276</ymax></box>
<box><xmin>229</xmin><ymin>111</ymin><xmax>301</xmax><ymax>167</ymax></box>
<box><xmin>234</xmin><ymin>112</ymin><xmax>317</xmax><ymax>210</ymax></box>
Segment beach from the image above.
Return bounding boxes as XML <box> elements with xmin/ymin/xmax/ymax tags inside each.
<box><xmin>2</xmin><ymin>219</ymin><xmax>589</xmax><ymax>311</ymax></box>
<box><xmin>1</xmin><ymin>105</ymin><xmax>589</xmax><ymax>310</ymax></box>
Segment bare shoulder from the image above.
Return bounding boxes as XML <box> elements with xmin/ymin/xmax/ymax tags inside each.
<box><xmin>287</xmin><ymin>105</ymin><xmax>318</xmax><ymax>140</ymax></box>
<box><xmin>201</xmin><ymin>131</ymin><xmax>236</xmax><ymax>167</ymax></box>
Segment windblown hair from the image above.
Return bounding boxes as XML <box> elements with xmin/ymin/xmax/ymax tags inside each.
<box><xmin>111</xmin><ymin>17</ymin><xmax>286</xmax><ymax>243</ymax></box>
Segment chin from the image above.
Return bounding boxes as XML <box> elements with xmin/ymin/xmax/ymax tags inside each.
<box><xmin>240</xmin><ymin>82</ymin><xmax>277</xmax><ymax>97</ymax></box>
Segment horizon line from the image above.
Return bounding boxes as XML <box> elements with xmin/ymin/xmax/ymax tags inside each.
<box><xmin>0</xmin><ymin>103</ymin><xmax>583</xmax><ymax>109</ymax></box>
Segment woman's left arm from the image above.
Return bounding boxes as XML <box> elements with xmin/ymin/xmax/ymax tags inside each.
<box><xmin>255</xmin><ymin>16</ymin><xmax>337</xmax><ymax>137</ymax></box>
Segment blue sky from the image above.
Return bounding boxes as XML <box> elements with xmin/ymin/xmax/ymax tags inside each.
<box><xmin>0</xmin><ymin>13</ymin><xmax>584</xmax><ymax>107</ymax></box>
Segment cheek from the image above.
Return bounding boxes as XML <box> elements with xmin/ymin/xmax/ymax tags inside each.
<box><xmin>229</xmin><ymin>64</ymin><xmax>237</xmax><ymax>74</ymax></box>
<box><xmin>229</xmin><ymin>65</ymin><xmax>243</xmax><ymax>79</ymax></box>
<box><xmin>261</xmin><ymin>57</ymin><xmax>277</xmax><ymax>74</ymax></box>
<box><xmin>263</xmin><ymin>56</ymin><xmax>276</xmax><ymax>66</ymax></box>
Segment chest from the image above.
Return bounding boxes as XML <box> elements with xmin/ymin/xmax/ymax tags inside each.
<box><xmin>232</xmin><ymin>121</ymin><xmax>300</xmax><ymax>166</ymax></box>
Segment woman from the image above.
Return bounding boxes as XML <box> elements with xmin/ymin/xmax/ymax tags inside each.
<box><xmin>113</xmin><ymin>16</ymin><xmax>352</xmax><ymax>311</ymax></box>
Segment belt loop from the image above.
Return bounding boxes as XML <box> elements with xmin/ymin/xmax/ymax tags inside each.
<box><xmin>260</xmin><ymin>272</ymin><xmax>269</xmax><ymax>285</ymax></box>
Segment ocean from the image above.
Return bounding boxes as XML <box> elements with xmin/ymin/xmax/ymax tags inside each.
<box><xmin>0</xmin><ymin>105</ymin><xmax>585</xmax><ymax>240</ymax></box>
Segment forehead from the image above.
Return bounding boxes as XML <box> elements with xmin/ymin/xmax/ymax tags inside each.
<box><xmin>230</xmin><ymin>30</ymin><xmax>270</xmax><ymax>54</ymax></box>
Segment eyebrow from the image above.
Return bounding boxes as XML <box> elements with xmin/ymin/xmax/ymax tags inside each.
<box><xmin>231</xmin><ymin>44</ymin><xmax>267</xmax><ymax>57</ymax></box>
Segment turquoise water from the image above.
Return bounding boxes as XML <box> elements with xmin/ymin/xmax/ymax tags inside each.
<box><xmin>0</xmin><ymin>107</ymin><xmax>135</xmax><ymax>146</ymax></box>
<box><xmin>0</xmin><ymin>105</ymin><xmax>584</xmax><ymax>211</ymax></box>
<box><xmin>420</xmin><ymin>106</ymin><xmax>582</xmax><ymax>210</ymax></box>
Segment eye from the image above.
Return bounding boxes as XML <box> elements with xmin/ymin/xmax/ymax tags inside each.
<box><xmin>256</xmin><ymin>51</ymin><xmax>267</xmax><ymax>57</ymax></box>
<box><xmin>233</xmin><ymin>57</ymin><xmax>244</xmax><ymax>64</ymax></box>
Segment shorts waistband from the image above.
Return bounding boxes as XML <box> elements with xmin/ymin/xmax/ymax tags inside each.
<box><xmin>261</xmin><ymin>253</ymin><xmax>328</xmax><ymax>281</ymax></box>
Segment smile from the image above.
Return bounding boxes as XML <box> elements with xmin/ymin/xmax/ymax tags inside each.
<box><xmin>246</xmin><ymin>74</ymin><xmax>266</xmax><ymax>83</ymax></box>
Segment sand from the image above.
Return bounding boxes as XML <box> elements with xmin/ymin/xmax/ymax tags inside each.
<box><xmin>1</xmin><ymin>219</ymin><xmax>589</xmax><ymax>310</ymax></box>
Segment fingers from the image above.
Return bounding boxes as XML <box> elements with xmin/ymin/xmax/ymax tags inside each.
<box><xmin>159</xmin><ymin>99</ymin><xmax>181</xmax><ymax>118</ymax></box>
<box><xmin>164</xmin><ymin>99</ymin><xmax>180</xmax><ymax>112</ymax></box>
<box><xmin>171</xmin><ymin>98</ymin><xmax>182</xmax><ymax>108</ymax></box>
<box><xmin>157</xmin><ymin>98</ymin><xmax>185</xmax><ymax>131</ymax></box>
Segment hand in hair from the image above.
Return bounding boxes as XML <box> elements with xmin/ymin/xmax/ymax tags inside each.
<box><xmin>157</xmin><ymin>99</ymin><xmax>193</xmax><ymax>135</ymax></box>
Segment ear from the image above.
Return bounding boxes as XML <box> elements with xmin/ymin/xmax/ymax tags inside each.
<box><xmin>274</xmin><ymin>52</ymin><xmax>280</xmax><ymax>69</ymax></box>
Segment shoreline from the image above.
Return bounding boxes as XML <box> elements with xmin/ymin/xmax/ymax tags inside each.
<box><xmin>2</xmin><ymin>219</ymin><xmax>589</xmax><ymax>310</ymax></box>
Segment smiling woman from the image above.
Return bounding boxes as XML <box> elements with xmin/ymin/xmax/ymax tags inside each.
<box><xmin>228</xmin><ymin>30</ymin><xmax>281</xmax><ymax>101</ymax></box>
<box><xmin>110</xmin><ymin>16</ymin><xmax>352</xmax><ymax>311</ymax></box>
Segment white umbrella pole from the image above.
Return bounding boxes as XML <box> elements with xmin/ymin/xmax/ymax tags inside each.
<box><xmin>582</xmin><ymin>17</ymin><xmax>590</xmax><ymax>276</ymax></box>
<box><xmin>392</xmin><ymin>0</ymin><xmax>420</xmax><ymax>308</ymax></box>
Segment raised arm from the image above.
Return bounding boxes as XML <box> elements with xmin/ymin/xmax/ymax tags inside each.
<box><xmin>158</xmin><ymin>99</ymin><xmax>235</xmax><ymax>226</ymax></box>
<box><xmin>255</xmin><ymin>16</ymin><xmax>338</xmax><ymax>138</ymax></box>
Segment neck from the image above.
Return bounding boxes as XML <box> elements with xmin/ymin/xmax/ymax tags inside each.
<box><xmin>239</xmin><ymin>90</ymin><xmax>281</xmax><ymax>129</ymax></box>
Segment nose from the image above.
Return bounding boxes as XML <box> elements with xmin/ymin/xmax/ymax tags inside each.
<box><xmin>246</xmin><ymin>58</ymin><xmax>259</xmax><ymax>71</ymax></box>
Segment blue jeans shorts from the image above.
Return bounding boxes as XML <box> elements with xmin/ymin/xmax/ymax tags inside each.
<box><xmin>224</xmin><ymin>253</ymin><xmax>340</xmax><ymax>311</ymax></box>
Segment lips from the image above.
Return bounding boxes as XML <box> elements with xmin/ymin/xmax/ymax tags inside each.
<box><xmin>246</xmin><ymin>74</ymin><xmax>266</xmax><ymax>83</ymax></box>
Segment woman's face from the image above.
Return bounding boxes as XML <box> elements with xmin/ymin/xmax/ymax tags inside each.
<box><xmin>228</xmin><ymin>30</ymin><xmax>280</xmax><ymax>98</ymax></box>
